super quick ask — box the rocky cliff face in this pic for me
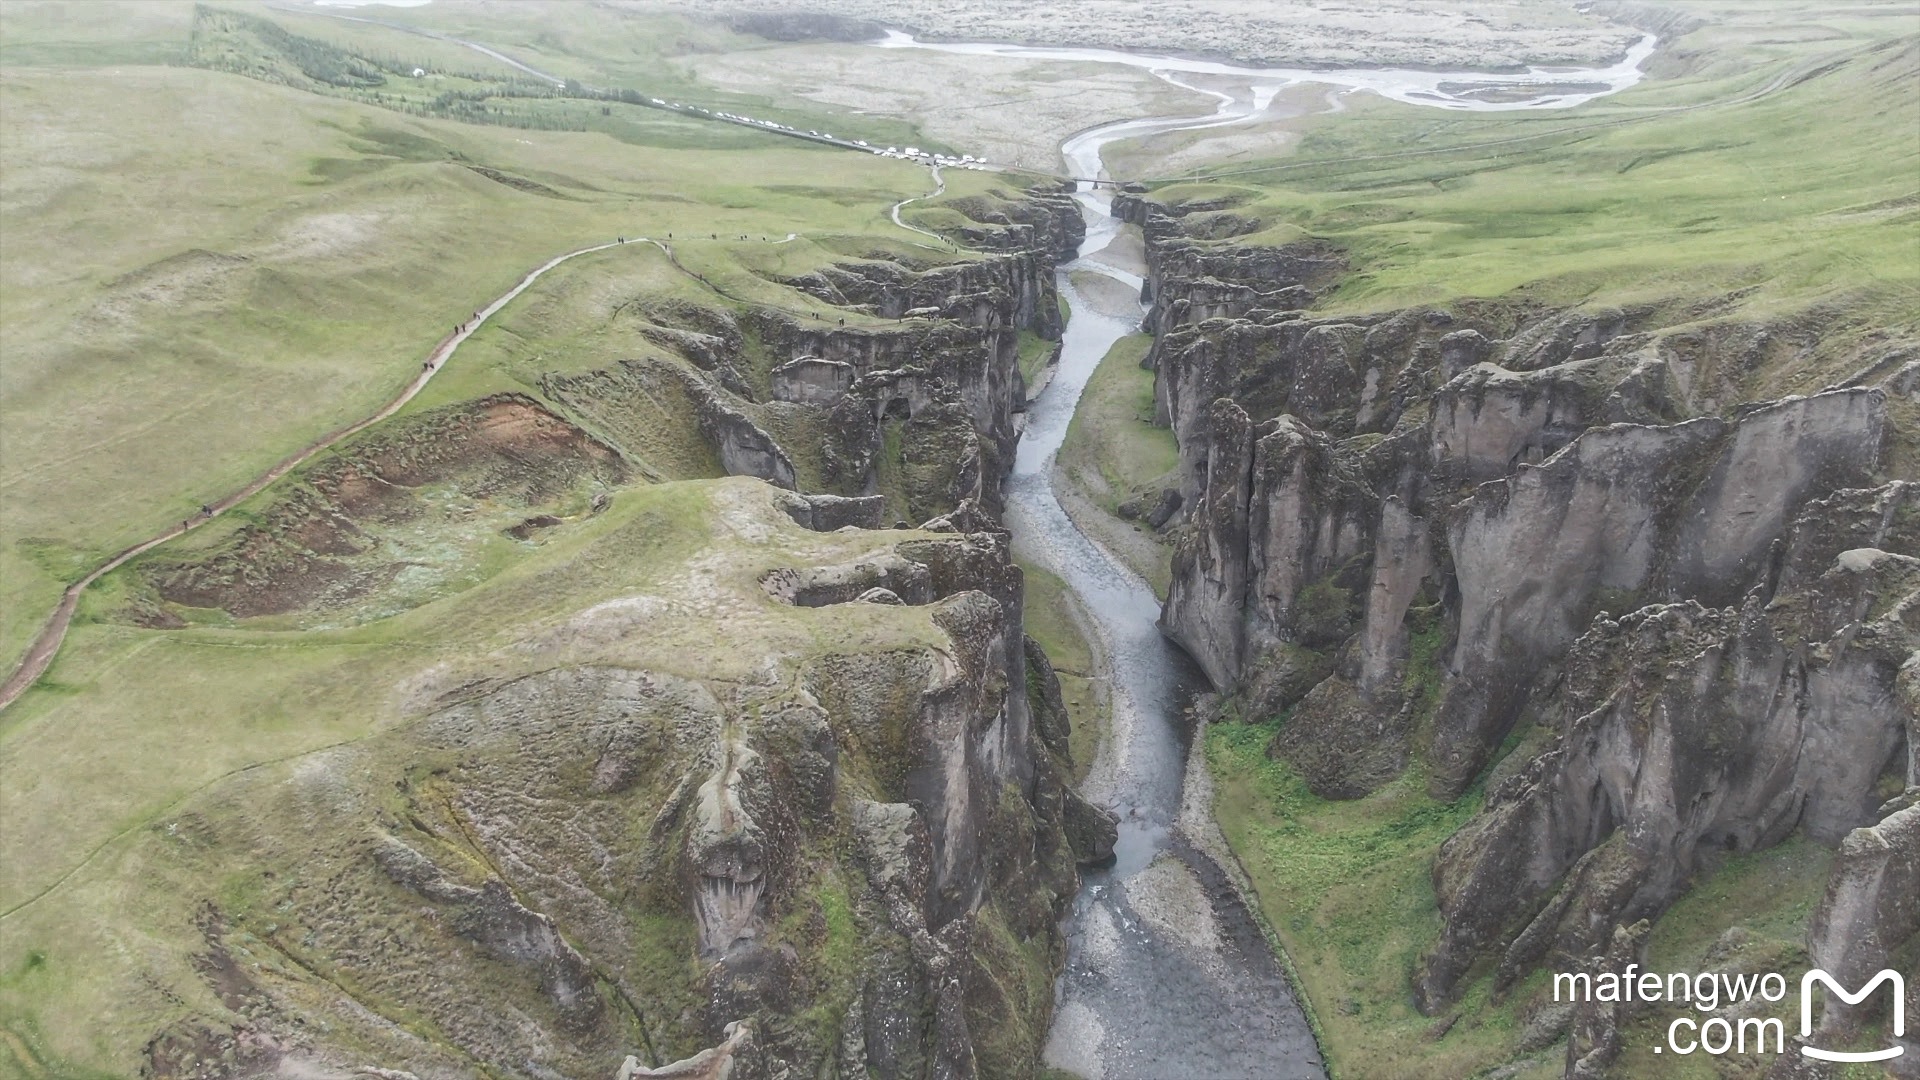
[537,187,1074,526]
[1417,488,1916,1010]
[1132,191,1917,1058]
[137,482,1115,1080]
[707,195,1069,519]
[933,181,1084,266]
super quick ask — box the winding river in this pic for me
[877,32,1658,1078]
[1007,99,1329,1080]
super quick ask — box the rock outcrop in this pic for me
[129,482,1113,1080]
[1563,920,1650,1080]
[1806,800,1920,1037]
[925,181,1084,265]
[117,179,1092,1075]
[1430,389,1886,798]
[1417,515,1916,1010]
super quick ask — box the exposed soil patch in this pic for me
[84,249,253,332]
[147,395,628,620]
[462,163,571,199]
[505,513,567,540]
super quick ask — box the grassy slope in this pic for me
[1183,9,1917,1078]
[1054,333,1179,596]
[1211,720,1861,1079]
[1057,334,1178,509]
[0,0,195,67]
[1017,329,1058,390]
[1210,721,1498,1079]
[0,4,977,672]
[1020,562,1103,785]
[0,7,1074,1069]
[0,0,1033,812]
[262,0,949,155]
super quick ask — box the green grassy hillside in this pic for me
[0,477,963,1074]
[0,3,993,673]
[1,7,1074,1069]
[1054,333,1179,594]
[1148,13,1918,349]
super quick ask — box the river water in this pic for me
[1004,195,1323,1075]
[876,30,1656,113]
[877,31,1658,1079]
[1004,112,1329,1080]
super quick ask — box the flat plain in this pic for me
[653,0,1641,68]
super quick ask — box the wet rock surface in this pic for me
[1046,836,1323,1080]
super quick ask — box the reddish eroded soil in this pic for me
[147,395,628,618]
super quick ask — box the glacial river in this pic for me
[878,32,1658,1078]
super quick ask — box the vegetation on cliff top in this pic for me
[1053,333,1181,597]
[1021,562,1104,784]
[1145,9,1917,356]
[0,477,964,1072]
[2,4,1091,1070]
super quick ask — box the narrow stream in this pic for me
[882,32,1661,1078]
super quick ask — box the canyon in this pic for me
[0,3,1914,1080]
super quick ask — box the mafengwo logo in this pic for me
[1800,969,1905,1064]
[1553,965,1906,1060]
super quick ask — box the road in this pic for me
[889,163,948,243]
[0,203,956,716]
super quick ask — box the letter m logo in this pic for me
[1801,969,1906,1063]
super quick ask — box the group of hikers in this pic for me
[427,309,487,370]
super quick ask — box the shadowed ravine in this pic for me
[1004,106,1328,1080]
[1008,263,1327,1077]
